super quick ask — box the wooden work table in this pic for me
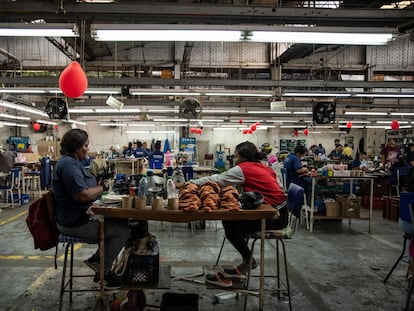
[89,204,277,310]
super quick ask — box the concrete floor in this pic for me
[0,196,411,311]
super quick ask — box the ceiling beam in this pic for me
[0,1,412,28]
[0,76,413,89]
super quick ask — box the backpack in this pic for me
[26,191,59,252]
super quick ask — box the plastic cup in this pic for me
[152,198,164,210]
[167,198,179,210]
[134,197,147,209]
[122,196,133,208]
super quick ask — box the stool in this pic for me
[58,234,100,311]
[214,183,303,311]
[383,232,413,311]
[23,172,41,197]
[215,230,292,311]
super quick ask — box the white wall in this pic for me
[0,123,386,161]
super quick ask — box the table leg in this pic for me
[98,216,105,308]
[310,178,316,232]
[369,178,373,233]
[259,218,265,310]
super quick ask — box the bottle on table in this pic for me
[138,174,147,198]
[146,170,156,206]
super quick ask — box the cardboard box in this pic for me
[335,194,361,218]
[325,201,341,217]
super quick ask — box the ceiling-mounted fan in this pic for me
[179,97,202,119]
[45,98,68,119]
[312,102,336,124]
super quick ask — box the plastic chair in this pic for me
[383,192,414,311]
[215,183,304,311]
[0,168,21,208]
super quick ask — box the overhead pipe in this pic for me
[0,48,23,77]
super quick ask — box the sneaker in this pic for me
[94,272,122,290]
[237,257,257,274]
[205,272,233,288]
[222,265,247,279]
[84,254,100,273]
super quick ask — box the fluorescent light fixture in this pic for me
[248,111,292,114]
[68,108,95,113]
[0,121,28,127]
[125,130,151,134]
[280,125,307,128]
[293,111,312,114]
[250,27,394,45]
[377,120,410,124]
[153,118,188,122]
[0,23,79,37]
[203,109,240,113]
[0,88,47,94]
[390,112,414,116]
[0,87,120,95]
[152,130,176,134]
[147,109,179,113]
[66,119,87,125]
[283,91,351,97]
[106,96,124,110]
[355,93,414,98]
[345,111,388,116]
[91,24,394,45]
[95,108,141,113]
[0,113,30,121]
[100,123,127,127]
[36,119,57,125]
[128,123,156,127]
[213,127,239,130]
[0,99,48,117]
[130,88,201,96]
[204,91,273,97]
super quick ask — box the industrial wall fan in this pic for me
[45,98,68,119]
[179,97,202,119]
[312,102,336,124]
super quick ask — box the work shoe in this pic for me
[222,265,247,279]
[237,257,257,274]
[94,271,122,290]
[84,253,100,273]
[205,272,233,288]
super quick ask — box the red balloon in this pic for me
[248,129,253,134]
[255,122,261,126]
[239,119,243,124]
[346,121,352,129]
[196,128,202,134]
[53,124,59,130]
[190,127,196,133]
[303,128,309,136]
[59,61,88,98]
[294,130,299,137]
[33,122,41,131]
[391,120,400,131]
[250,125,257,131]
[242,129,248,134]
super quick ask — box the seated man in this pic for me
[328,145,343,160]
[351,151,368,170]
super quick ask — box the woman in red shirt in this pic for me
[191,141,287,273]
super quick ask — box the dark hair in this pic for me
[60,129,88,155]
[154,140,162,151]
[137,141,143,148]
[235,141,261,162]
[294,145,307,155]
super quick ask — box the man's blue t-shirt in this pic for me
[283,153,303,187]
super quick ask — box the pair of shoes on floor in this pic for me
[94,271,122,290]
[84,253,100,273]
[205,271,233,288]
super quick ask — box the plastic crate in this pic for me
[21,193,30,205]
[160,292,199,311]
[121,254,159,286]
